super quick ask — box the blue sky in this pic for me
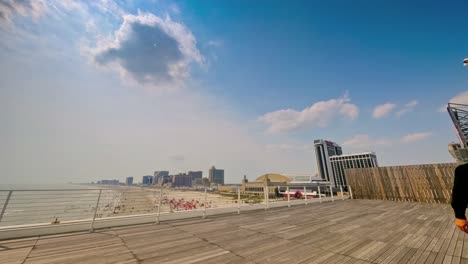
[1,0,468,184]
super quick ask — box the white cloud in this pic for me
[372,103,396,119]
[439,91,468,112]
[449,91,468,104]
[91,0,125,18]
[168,3,180,15]
[91,11,204,91]
[401,132,433,143]
[259,95,359,133]
[0,0,47,27]
[342,134,391,149]
[396,100,418,117]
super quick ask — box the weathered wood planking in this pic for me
[0,200,465,264]
[345,163,458,204]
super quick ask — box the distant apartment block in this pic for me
[314,139,343,186]
[209,166,224,185]
[330,152,378,186]
[97,179,119,185]
[153,171,169,185]
[188,171,203,180]
[126,177,133,185]
[142,175,153,185]
[172,173,192,187]
[188,171,202,185]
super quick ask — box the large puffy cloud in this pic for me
[0,0,46,26]
[259,95,359,133]
[93,12,203,90]
[372,103,396,119]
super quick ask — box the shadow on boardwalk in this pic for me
[0,200,465,264]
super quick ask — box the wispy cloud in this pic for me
[259,94,359,133]
[91,11,204,91]
[342,134,391,149]
[0,0,47,27]
[91,0,125,19]
[265,143,312,152]
[207,40,223,47]
[396,100,418,117]
[401,132,433,143]
[372,103,396,119]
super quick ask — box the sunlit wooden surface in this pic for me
[1,199,465,264]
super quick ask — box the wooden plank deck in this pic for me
[0,200,465,264]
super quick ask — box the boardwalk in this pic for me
[1,200,466,264]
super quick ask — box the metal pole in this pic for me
[340,186,344,200]
[237,187,241,215]
[0,191,13,223]
[264,186,267,211]
[266,185,269,209]
[304,186,308,205]
[156,187,163,224]
[329,185,334,202]
[90,189,102,232]
[318,185,322,203]
[203,188,207,219]
[287,186,290,207]
[349,185,354,200]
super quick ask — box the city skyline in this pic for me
[1,1,468,185]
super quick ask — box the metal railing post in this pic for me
[318,185,322,203]
[340,185,344,200]
[156,187,163,224]
[329,185,334,202]
[264,186,267,211]
[304,186,308,205]
[349,185,354,200]
[90,189,102,232]
[287,186,291,207]
[266,185,269,210]
[237,187,241,215]
[0,191,13,223]
[203,188,207,219]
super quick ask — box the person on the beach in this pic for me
[452,163,468,233]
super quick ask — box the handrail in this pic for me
[0,189,104,192]
[0,185,352,240]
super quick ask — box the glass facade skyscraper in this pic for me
[209,166,224,185]
[314,139,342,186]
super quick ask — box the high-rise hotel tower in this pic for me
[314,139,342,186]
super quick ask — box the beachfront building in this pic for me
[142,175,153,185]
[188,171,203,185]
[209,166,224,185]
[314,139,343,186]
[153,171,169,185]
[330,152,378,187]
[126,177,133,185]
[97,179,120,185]
[172,173,192,187]
[241,173,328,197]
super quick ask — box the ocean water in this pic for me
[0,185,236,227]
[0,183,94,190]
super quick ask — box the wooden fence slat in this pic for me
[345,163,458,204]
